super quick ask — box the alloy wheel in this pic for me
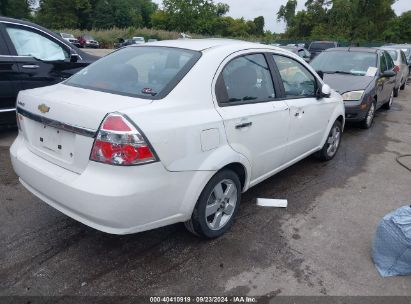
[205,179,238,231]
[326,125,341,157]
[389,91,394,107]
[366,103,375,127]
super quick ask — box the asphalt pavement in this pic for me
[1,83,411,296]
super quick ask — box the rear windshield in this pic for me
[66,46,201,99]
[309,42,335,51]
[311,51,378,76]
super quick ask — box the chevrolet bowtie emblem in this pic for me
[38,104,50,114]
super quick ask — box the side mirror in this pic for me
[382,70,396,78]
[317,84,331,99]
[70,53,79,63]
[316,70,324,80]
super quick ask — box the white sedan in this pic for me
[10,39,345,238]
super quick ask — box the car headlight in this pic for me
[342,90,364,101]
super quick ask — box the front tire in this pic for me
[361,101,376,129]
[317,120,342,161]
[393,87,399,97]
[185,170,241,239]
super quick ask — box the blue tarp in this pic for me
[372,205,411,277]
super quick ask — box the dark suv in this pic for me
[308,41,339,60]
[0,17,98,126]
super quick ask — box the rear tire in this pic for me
[317,120,342,161]
[185,170,241,239]
[393,87,399,97]
[400,81,406,90]
[382,90,394,110]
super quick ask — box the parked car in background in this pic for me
[308,41,339,60]
[11,39,344,238]
[311,47,396,129]
[0,16,98,126]
[379,47,409,96]
[383,44,411,72]
[57,32,80,48]
[78,34,99,48]
[132,36,145,44]
[280,45,311,62]
[115,38,137,48]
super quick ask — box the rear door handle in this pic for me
[235,122,253,129]
[22,65,40,69]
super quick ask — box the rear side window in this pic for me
[273,55,316,98]
[0,30,9,55]
[384,52,394,70]
[66,46,201,99]
[401,51,407,64]
[380,54,387,72]
[217,54,276,104]
[386,50,398,61]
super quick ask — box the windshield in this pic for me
[66,46,201,99]
[311,51,377,76]
[309,42,335,51]
[84,35,94,40]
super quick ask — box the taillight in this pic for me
[16,112,22,131]
[394,65,400,73]
[90,113,157,166]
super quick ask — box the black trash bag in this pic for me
[372,205,411,277]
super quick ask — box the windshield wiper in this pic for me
[322,71,353,75]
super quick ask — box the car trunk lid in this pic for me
[17,84,152,174]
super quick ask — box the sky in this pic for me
[153,0,411,33]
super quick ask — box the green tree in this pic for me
[279,0,398,42]
[253,16,265,36]
[0,0,34,19]
[36,0,92,29]
[92,0,157,29]
[153,0,229,35]
[277,0,297,29]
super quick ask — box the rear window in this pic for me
[66,46,201,99]
[311,51,377,76]
[309,42,335,51]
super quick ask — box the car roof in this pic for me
[139,38,269,52]
[324,47,379,53]
[379,46,401,52]
[310,41,337,44]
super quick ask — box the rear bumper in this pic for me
[10,134,213,234]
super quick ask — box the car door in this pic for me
[272,54,335,163]
[2,22,84,91]
[0,22,20,116]
[376,52,391,107]
[400,51,409,82]
[214,52,290,183]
